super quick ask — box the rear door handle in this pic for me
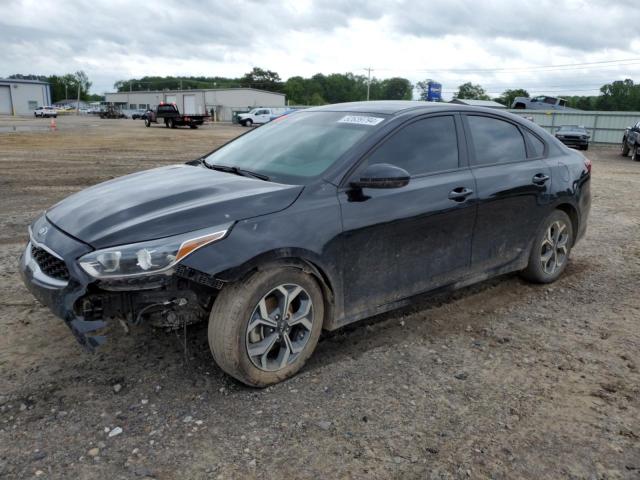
[448,187,474,202]
[532,173,550,185]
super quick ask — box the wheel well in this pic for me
[556,204,579,245]
[229,256,336,329]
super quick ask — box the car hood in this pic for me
[46,164,303,249]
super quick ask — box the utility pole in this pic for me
[364,67,373,101]
[76,81,81,115]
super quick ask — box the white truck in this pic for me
[238,107,288,127]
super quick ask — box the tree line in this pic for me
[452,80,640,111]
[8,68,640,111]
[114,67,414,104]
[8,71,99,103]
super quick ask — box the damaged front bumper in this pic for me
[19,226,107,350]
[20,216,221,351]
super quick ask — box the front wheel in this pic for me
[521,210,573,284]
[208,267,324,387]
[244,119,253,127]
[632,145,640,162]
[145,118,151,127]
[622,139,630,156]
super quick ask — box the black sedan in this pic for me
[555,125,591,150]
[20,101,591,386]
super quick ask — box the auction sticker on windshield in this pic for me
[337,115,385,126]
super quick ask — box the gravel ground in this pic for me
[0,115,639,479]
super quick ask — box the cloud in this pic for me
[0,0,638,96]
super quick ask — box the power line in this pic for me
[374,58,640,74]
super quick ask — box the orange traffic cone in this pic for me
[50,117,57,130]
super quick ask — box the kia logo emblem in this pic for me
[38,226,48,237]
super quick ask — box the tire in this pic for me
[622,139,630,156]
[244,119,253,127]
[145,118,151,128]
[169,118,176,129]
[521,210,573,284]
[633,145,640,162]
[582,144,588,151]
[208,266,324,387]
[189,124,197,129]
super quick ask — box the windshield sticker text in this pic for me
[337,115,384,126]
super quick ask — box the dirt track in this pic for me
[0,115,639,479]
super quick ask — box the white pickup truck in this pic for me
[238,107,287,127]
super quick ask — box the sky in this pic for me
[2,0,640,100]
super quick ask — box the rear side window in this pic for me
[523,129,545,157]
[467,116,526,165]
[367,116,459,176]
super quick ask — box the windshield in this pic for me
[558,125,583,131]
[204,111,386,184]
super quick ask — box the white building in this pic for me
[105,88,286,122]
[0,78,52,115]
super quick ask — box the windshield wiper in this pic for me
[205,163,270,181]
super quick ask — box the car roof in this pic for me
[307,100,521,118]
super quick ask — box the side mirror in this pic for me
[350,163,410,189]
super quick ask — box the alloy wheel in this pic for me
[540,220,569,275]
[245,284,314,371]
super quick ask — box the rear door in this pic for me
[338,114,477,317]
[462,114,552,272]
[0,86,11,114]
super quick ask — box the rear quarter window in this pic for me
[523,129,546,158]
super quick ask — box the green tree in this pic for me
[379,77,413,100]
[495,88,529,107]
[597,79,640,111]
[455,82,490,100]
[240,67,283,92]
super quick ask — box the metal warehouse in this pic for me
[105,88,286,122]
[0,78,52,115]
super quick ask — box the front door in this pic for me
[338,114,477,319]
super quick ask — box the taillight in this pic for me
[584,157,592,174]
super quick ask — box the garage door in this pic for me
[183,95,196,114]
[0,86,11,114]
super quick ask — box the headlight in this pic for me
[78,223,232,279]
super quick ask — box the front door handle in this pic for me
[532,173,550,185]
[448,187,474,202]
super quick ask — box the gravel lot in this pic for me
[0,115,639,479]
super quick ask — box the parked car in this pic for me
[20,101,591,387]
[238,107,288,126]
[34,106,57,118]
[131,110,147,120]
[621,120,640,161]
[555,125,590,150]
[145,103,207,129]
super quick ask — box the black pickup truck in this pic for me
[144,103,208,129]
[621,120,640,161]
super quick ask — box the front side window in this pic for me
[205,111,385,184]
[467,116,526,166]
[366,116,459,176]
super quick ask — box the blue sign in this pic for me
[427,82,442,102]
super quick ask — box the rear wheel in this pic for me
[633,145,640,162]
[169,118,176,129]
[208,267,324,387]
[521,210,573,284]
[145,118,151,127]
